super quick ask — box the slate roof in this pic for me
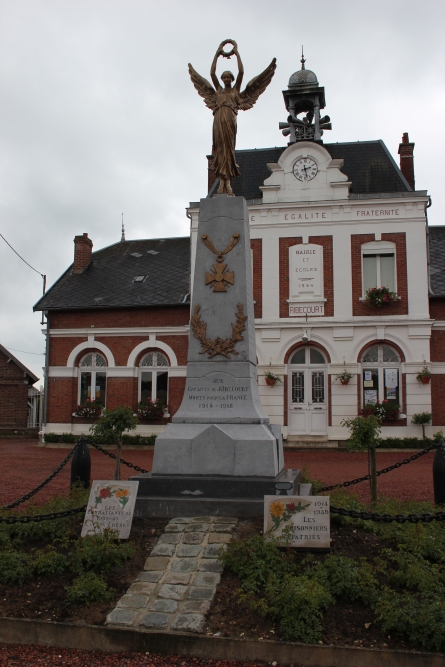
[429,226,445,297]
[0,344,39,384]
[34,237,190,311]
[224,140,411,200]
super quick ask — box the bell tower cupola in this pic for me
[279,49,332,144]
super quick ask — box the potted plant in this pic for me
[136,399,166,421]
[336,370,353,385]
[264,371,282,387]
[365,286,398,308]
[73,399,103,419]
[411,412,432,439]
[416,365,431,384]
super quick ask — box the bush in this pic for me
[44,432,157,446]
[65,572,115,606]
[0,550,32,584]
[71,530,134,576]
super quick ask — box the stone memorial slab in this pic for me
[81,480,139,539]
[264,496,330,549]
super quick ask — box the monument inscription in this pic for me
[264,495,330,549]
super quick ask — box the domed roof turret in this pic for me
[288,68,318,86]
[288,51,318,88]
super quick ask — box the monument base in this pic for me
[130,469,307,518]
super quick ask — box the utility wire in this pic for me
[5,347,44,356]
[0,233,45,277]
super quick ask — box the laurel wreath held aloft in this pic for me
[191,303,247,358]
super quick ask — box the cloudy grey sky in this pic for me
[1,0,444,380]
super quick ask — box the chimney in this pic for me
[207,154,217,193]
[398,132,415,190]
[73,233,93,274]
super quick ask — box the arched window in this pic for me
[79,352,107,405]
[361,344,401,408]
[139,352,169,405]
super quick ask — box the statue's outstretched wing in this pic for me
[239,58,277,111]
[188,64,217,111]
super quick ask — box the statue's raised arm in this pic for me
[188,40,276,196]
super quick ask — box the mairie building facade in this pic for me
[34,62,445,444]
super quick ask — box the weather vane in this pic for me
[189,39,276,196]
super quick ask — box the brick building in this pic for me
[0,344,39,428]
[34,61,445,443]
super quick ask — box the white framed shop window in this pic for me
[139,352,169,404]
[361,241,396,294]
[78,352,107,405]
[361,344,401,408]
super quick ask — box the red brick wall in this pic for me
[106,377,135,411]
[47,377,76,424]
[49,338,91,367]
[431,375,445,426]
[157,336,188,366]
[279,237,333,318]
[0,351,30,427]
[430,299,445,320]
[351,233,408,316]
[251,239,262,318]
[431,330,445,363]
[73,234,93,273]
[48,307,190,330]
[169,377,186,418]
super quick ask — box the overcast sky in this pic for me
[1,0,444,381]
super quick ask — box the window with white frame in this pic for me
[361,344,401,408]
[362,241,396,294]
[139,352,169,405]
[79,352,107,405]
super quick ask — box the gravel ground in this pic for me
[0,645,278,667]
[0,439,435,507]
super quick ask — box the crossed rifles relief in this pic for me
[201,232,240,292]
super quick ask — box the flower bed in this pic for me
[136,399,165,421]
[365,286,398,308]
[73,400,102,419]
[361,400,401,421]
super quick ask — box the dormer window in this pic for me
[362,241,396,295]
[133,275,147,283]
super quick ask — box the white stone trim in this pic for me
[127,337,178,368]
[66,340,115,367]
[49,327,189,337]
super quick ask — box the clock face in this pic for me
[293,157,318,182]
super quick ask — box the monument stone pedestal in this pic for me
[132,196,301,517]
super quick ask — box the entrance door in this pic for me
[288,347,327,436]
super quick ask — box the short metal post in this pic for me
[433,440,445,505]
[70,435,91,490]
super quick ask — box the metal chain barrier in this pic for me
[2,440,82,510]
[86,437,149,474]
[0,505,87,524]
[319,442,441,493]
[330,506,445,523]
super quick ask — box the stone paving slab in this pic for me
[106,516,237,634]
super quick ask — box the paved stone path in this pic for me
[106,516,237,634]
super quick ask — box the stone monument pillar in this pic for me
[134,195,300,516]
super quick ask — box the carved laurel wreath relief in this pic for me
[191,303,247,358]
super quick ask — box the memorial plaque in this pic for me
[264,495,330,549]
[81,480,139,539]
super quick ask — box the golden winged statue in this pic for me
[189,40,276,196]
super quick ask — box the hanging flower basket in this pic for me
[365,286,398,308]
[264,372,282,387]
[416,365,431,384]
[336,371,353,385]
[136,399,166,421]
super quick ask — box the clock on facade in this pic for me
[293,157,318,181]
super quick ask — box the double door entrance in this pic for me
[288,346,327,436]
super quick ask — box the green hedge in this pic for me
[44,432,157,446]
[378,437,435,449]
